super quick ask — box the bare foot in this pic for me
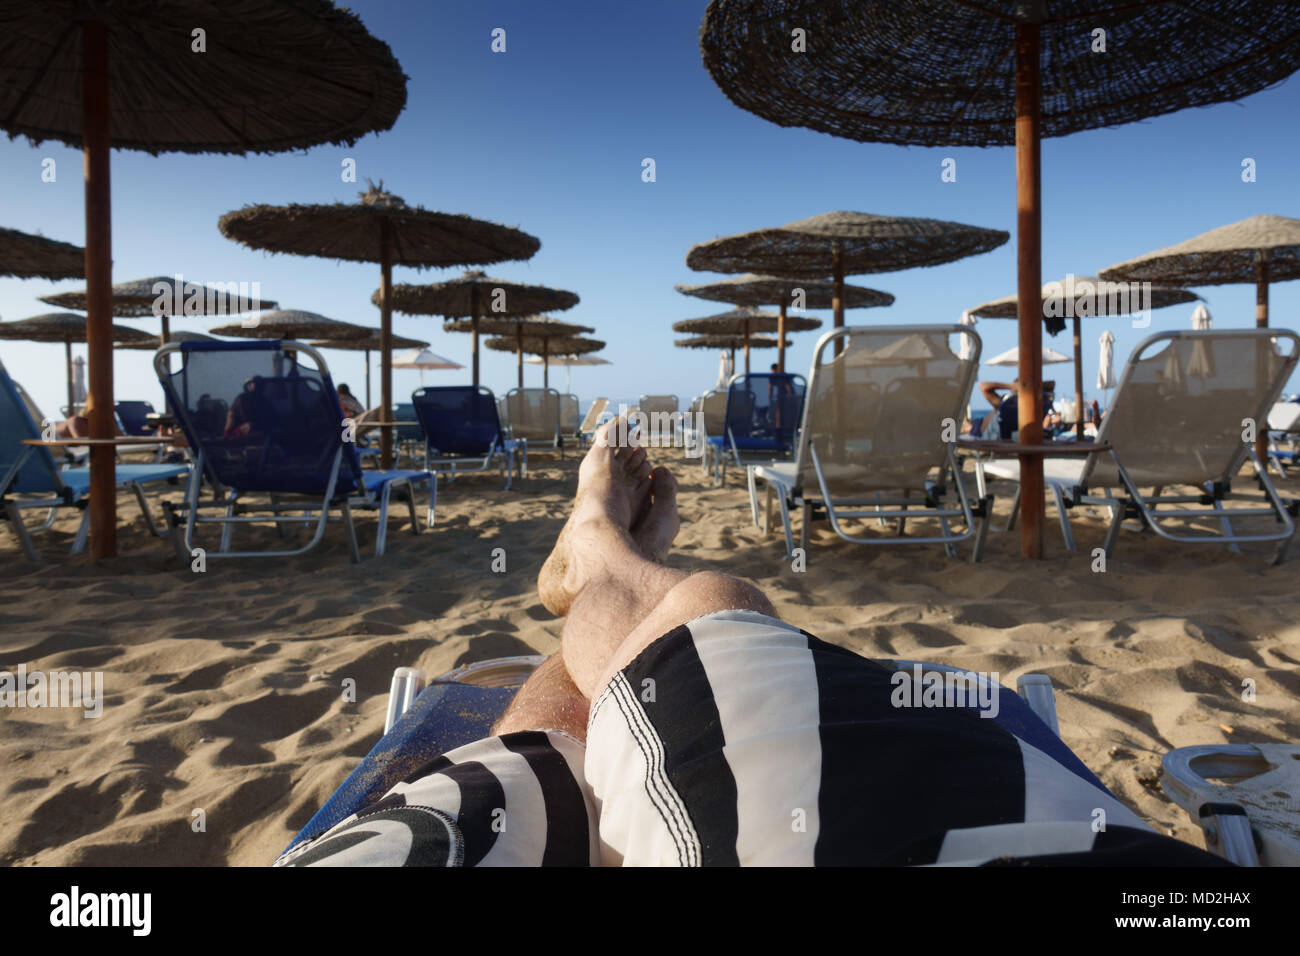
[631,466,680,563]
[538,419,652,617]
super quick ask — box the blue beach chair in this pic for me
[411,385,522,489]
[154,340,435,562]
[706,372,806,486]
[0,358,188,561]
[114,400,157,436]
[277,656,1093,863]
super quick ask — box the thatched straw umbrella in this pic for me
[1100,214,1300,465]
[0,313,152,412]
[378,271,579,387]
[675,273,892,372]
[0,0,407,559]
[686,213,1004,339]
[219,184,539,467]
[675,333,792,370]
[115,330,221,349]
[674,307,821,374]
[42,275,276,345]
[209,309,372,341]
[484,333,603,389]
[446,315,593,389]
[699,0,1300,559]
[970,275,1200,438]
[1,227,85,279]
[309,330,430,407]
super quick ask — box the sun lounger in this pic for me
[278,656,1073,862]
[576,397,610,447]
[1162,743,1300,866]
[971,329,1300,562]
[1,358,188,561]
[706,373,805,486]
[504,387,563,463]
[638,394,679,447]
[560,393,581,442]
[114,400,157,436]
[749,325,991,560]
[410,385,522,489]
[154,340,434,562]
[1266,401,1300,477]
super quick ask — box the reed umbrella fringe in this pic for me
[310,331,429,408]
[485,333,603,388]
[0,313,153,412]
[208,309,372,340]
[0,0,408,155]
[41,276,277,318]
[0,227,85,279]
[675,273,893,309]
[381,270,579,387]
[699,1,1300,148]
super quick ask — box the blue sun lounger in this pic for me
[154,340,435,562]
[411,385,522,489]
[706,372,806,486]
[0,357,188,561]
[277,657,1094,862]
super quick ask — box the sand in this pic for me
[2,448,1298,866]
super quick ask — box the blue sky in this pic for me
[2,0,1298,416]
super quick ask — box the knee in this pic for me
[666,571,776,621]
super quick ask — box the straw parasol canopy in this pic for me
[698,0,1300,559]
[0,0,409,559]
[310,329,427,407]
[447,315,594,388]
[686,211,1006,373]
[219,183,540,467]
[209,309,372,341]
[485,334,604,389]
[970,274,1200,437]
[0,226,84,279]
[1099,214,1300,464]
[378,270,580,387]
[674,307,820,375]
[115,330,221,349]
[676,334,792,365]
[526,352,610,394]
[675,272,892,371]
[0,313,153,411]
[41,275,277,344]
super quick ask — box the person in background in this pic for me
[337,383,364,419]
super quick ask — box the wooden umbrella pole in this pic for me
[832,243,845,357]
[364,348,371,408]
[83,18,116,559]
[516,324,523,388]
[1255,255,1270,467]
[778,300,788,373]
[160,314,170,345]
[1015,20,1045,560]
[743,319,751,374]
[65,339,75,414]
[379,220,394,469]
[543,337,550,389]
[1072,314,1084,440]
[470,286,481,387]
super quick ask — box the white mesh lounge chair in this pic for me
[576,397,610,448]
[748,324,992,561]
[504,387,563,465]
[971,330,1300,563]
[1162,743,1300,866]
[638,394,679,448]
[560,393,581,443]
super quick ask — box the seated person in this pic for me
[337,383,365,419]
[278,420,1228,868]
[223,378,276,440]
[971,380,1057,439]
